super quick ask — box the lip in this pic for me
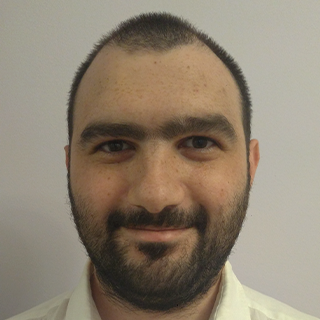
[123,226,190,242]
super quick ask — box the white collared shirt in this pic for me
[7,262,319,320]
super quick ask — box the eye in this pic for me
[182,136,217,149]
[99,140,132,153]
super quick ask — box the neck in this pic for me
[90,266,223,320]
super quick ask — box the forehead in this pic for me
[73,44,243,138]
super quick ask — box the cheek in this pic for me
[188,161,247,213]
[70,161,128,214]
[190,173,228,209]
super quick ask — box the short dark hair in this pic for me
[68,12,252,146]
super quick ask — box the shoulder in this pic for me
[6,291,72,320]
[243,285,319,320]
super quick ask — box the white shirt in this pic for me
[7,262,319,320]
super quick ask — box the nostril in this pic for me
[127,179,185,214]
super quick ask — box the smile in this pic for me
[123,226,191,242]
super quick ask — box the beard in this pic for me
[68,174,250,312]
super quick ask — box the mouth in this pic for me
[123,226,191,242]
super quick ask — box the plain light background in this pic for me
[1,1,319,319]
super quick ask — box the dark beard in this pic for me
[68,176,250,312]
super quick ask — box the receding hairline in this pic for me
[75,40,240,97]
[73,41,242,124]
[100,37,207,56]
[106,31,201,54]
[68,12,252,146]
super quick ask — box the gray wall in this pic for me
[1,1,319,319]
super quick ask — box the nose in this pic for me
[127,153,186,214]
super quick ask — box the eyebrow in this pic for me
[78,114,237,147]
[80,122,146,146]
[160,115,237,141]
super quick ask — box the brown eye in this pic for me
[183,137,216,149]
[192,137,208,148]
[100,140,131,152]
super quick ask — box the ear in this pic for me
[248,139,260,186]
[64,145,70,170]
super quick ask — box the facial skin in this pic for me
[65,43,259,318]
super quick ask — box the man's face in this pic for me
[66,44,259,311]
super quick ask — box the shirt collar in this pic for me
[209,261,251,320]
[65,261,101,320]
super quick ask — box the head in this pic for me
[65,13,259,312]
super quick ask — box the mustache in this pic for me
[107,206,208,234]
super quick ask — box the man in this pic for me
[8,12,318,320]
